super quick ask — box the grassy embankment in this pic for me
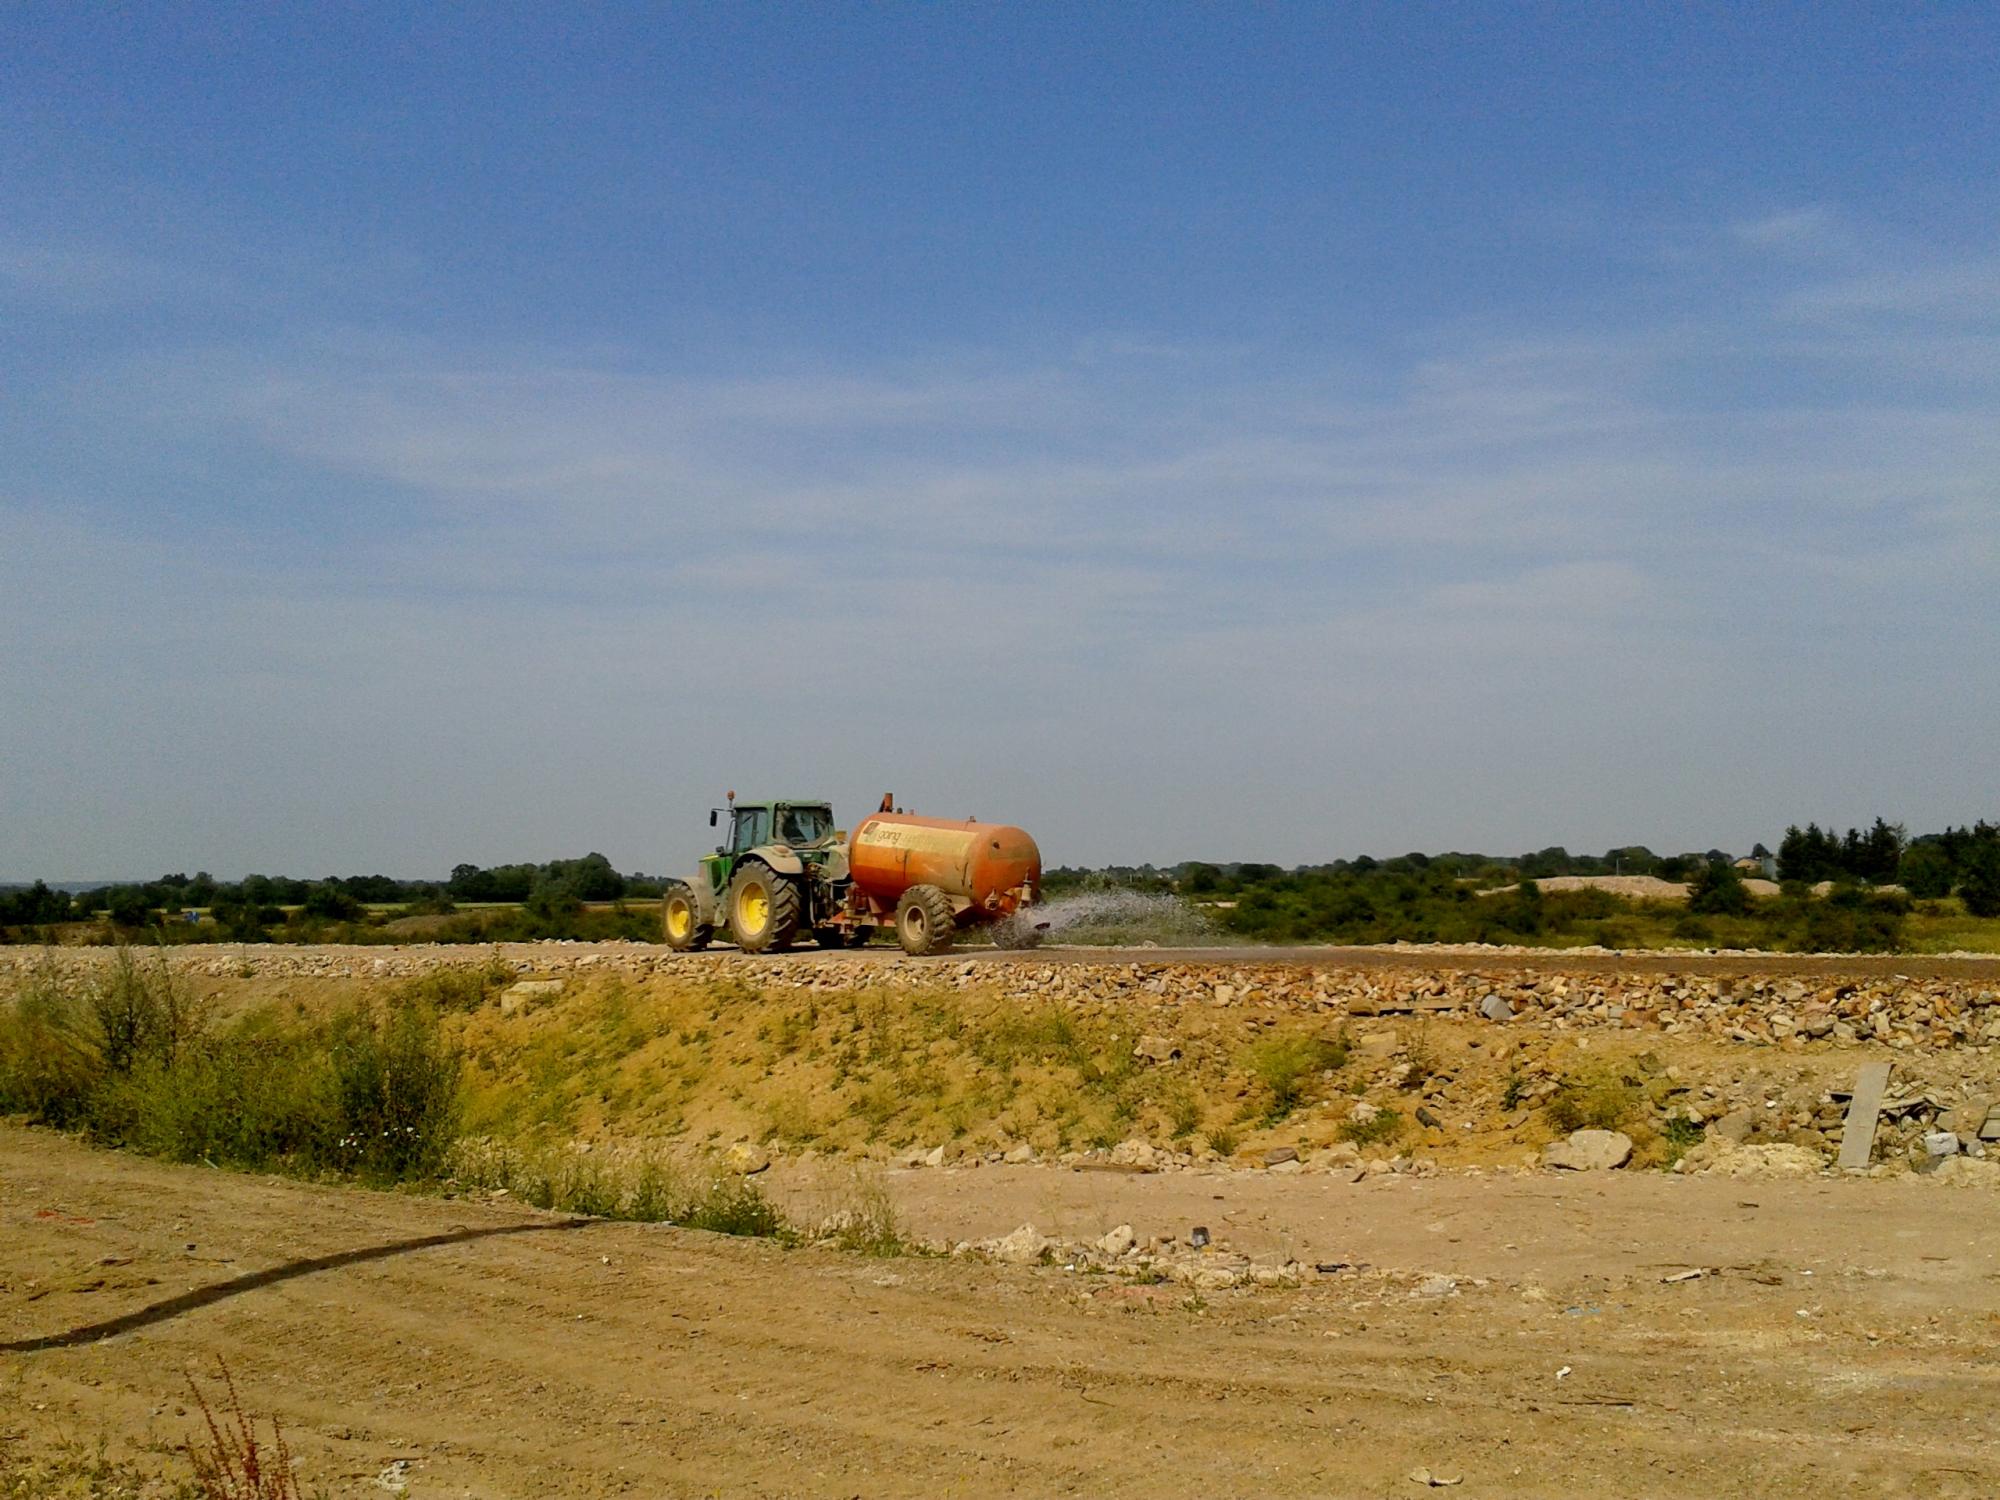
[0,951,893,1248]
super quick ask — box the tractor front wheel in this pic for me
[729,862,801,953]
[895,885,957,956]
[662,882,712,951]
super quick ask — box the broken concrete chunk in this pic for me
[1542,1129,1634,1171]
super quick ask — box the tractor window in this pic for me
[730,807,771,852]
[778,807,831,845]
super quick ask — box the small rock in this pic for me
[1002,1142,1037,1164]
[1480,994,1513,1021]
[1542,1129,1634,1172]
[923,1144,947,1168]
[499,979,564,1015]
[1713,1108,1758,1144]
[1263,1145,1299,1166]
[1407,1466,1463,1487]
[1413,1274,1458,1299]
[1133,1034,1181,1063]
[1097,1224,1137,1256]
[723,1142,771,1176]
[990,1224,1052,1265]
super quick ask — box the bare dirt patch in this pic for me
[6,1125,2000,1497]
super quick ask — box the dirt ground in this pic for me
[8,1124,2000,1499]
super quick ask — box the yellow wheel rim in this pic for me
[667,904,690,940]
[739,885,769,932]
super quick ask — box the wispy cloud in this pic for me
[5,203,1997,871]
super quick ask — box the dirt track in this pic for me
[8,1125,2000,1498]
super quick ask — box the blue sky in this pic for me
[3,4,1996,878]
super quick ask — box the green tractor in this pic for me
[660,796,866,954]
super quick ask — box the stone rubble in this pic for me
[6,946,1993,1054]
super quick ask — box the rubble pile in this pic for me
[6,946,1996,1054]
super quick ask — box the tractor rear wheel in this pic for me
[729,862,801,952]
[662,882,712,951]
[895,884,957,956]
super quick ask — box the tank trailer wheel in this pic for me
[661,882,712,951]
[728,862,801,953]
[895,884,957,956]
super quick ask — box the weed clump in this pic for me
[1338,1107,1403,1147]
[449,1142,790,1239]
[184,1359,306,1500]
[1242,1031,1348,1123]
[1543,1068,1642,1135]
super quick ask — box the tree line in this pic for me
[0,854,668,940]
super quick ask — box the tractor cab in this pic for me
[712,799,836,855]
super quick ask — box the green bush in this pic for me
[1688,862,1752,916]
[0,951,462,1185]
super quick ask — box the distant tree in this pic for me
[1962,844,2000,920]
[1750,842,1771,860]
[1857,819,1905,883]
[1518,847,1570,879]
[1898,841,1954,901]
[525,872,583,921]
[301,883,364,922]
[1605,846,1660,876]
[1181,862,1221,895]
[1778,824,1841,884]
[104,886,154,929]
[1688,861,1752,916]
[1498,879,1545,936]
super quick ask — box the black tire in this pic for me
[991,912,1044,950]
[728,861,800,953]
[662,882,712,951]
[895,884,957,956]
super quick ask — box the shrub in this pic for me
[396,955,511,1013]
[1794,899,1906,953]
[1337,1107,1403,1146]
[1962,853,2000,919]
[0,961,101,1125]
[1688,862,1752,916]
[1544,1069,1640,1134]
[1243,1032,1348,1122]
[0,954,462,1186]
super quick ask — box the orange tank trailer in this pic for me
[846,812,1042,923]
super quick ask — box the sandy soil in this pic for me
[7,1125,2000,1498]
